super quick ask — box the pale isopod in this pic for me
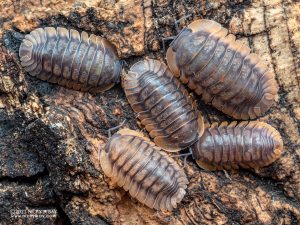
[100,129,189,211]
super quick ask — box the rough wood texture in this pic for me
[0,0,299,225]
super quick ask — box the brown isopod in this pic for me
[19,27,121,94]
[166,19,278,120]
[100,128,188,211]
[123,58,204,152]
[190,121,283,170]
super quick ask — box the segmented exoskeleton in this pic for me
[100,129,189,211]
[191,121,283,170]
[167,19,278,120]
[123,59,204,152]
[19,27,121,93]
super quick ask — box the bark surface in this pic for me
[0,0,299,224]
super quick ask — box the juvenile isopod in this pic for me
[123,58,204,152]
[166,19,278,120]
[19,27,121,94]
[100,128,189,211]
[190,121,283,170]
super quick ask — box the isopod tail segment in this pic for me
[97,119,126,162]
[190,121,284,171]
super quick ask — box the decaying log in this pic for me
[0,0,299,224]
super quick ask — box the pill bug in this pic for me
[191,121,283,170]
[166,19,278,120]
[123,58,204,152]
[19,27,121,94]
[100,128,188,211]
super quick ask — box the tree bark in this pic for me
[0,0,299,224]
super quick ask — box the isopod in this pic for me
[123,58,204,152]
[166,19,278,120]
[19,27,121,94]
[191,121,283,170]
[100,129,188,211]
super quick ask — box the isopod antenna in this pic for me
[107,119,127,138]
[97,119,127,162]
[162,14,192,52]
[171,147,193,168]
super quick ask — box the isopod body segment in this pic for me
[19,27,121,94]
[191,121,284,170]
[166,19,278,120]
[123,58,204,152]
[100,129,188,211]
